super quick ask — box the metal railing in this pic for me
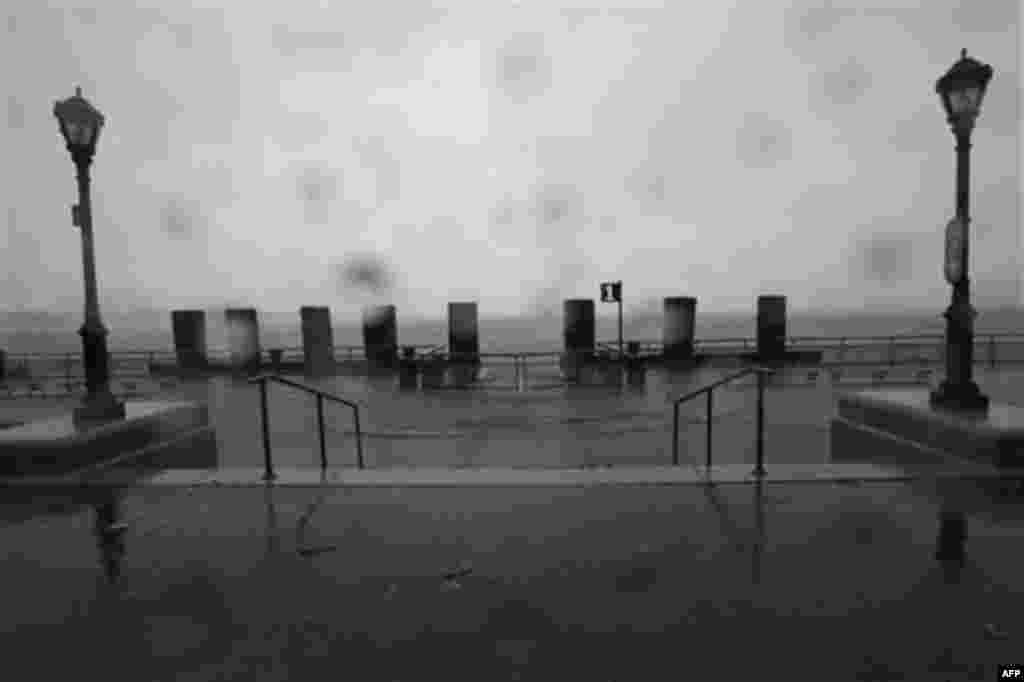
[248,374,364,481]
[671,366,775,476]
[3,333,1023,389]
[595,333,1024,368]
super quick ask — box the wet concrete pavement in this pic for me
[2,365,1022,472]
[2,480,1023,680]
[2,364,1024,678]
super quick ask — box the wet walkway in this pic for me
[3,366,1024,678]
[4,365,1021,471]
[2,477,1023,680]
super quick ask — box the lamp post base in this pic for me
[929,379,989,413]
[73,391,126,427]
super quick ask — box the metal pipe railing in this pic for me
[755,370,766,476]
[672,366,774,477]
[259,377,273,481]
[705,390,713,469]
[249,373,365,479]
[316,394,327,470]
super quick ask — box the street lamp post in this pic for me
[929,50,993,413]
[54,87,126,425]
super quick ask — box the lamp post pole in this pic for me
[55,87,125,425]
[930,50,991,413]
[75,148,120,413]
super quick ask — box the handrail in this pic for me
[247,373,364,480]
[671,366,774,478]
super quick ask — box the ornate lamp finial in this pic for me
[961,48,967,59]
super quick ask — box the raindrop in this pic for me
[735,114,793,169]
[160,198,194,239]
[495,33,552,100]
[819,59,872,108]
[858,234,916,285]
[334,254,394,295]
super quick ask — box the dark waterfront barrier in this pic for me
[663,297,697,362]
[362,305,398,372]
[171,310,207,370]
[300,306,336,378]
[756,295,787,364]
[3,334,1023,396]
[224,308,261,374]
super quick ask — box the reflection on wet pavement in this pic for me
[1,479,1023,678]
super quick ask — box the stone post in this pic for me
[561,299,595,382]
[756,295,787,365]
[225,308,261,374]
[171,310,208,371]
[362,305,398,372]
[300,306,336,378]
[663,297,697,363]
[448,302,480,387]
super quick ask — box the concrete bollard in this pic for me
[448,302,480,387]
[602,357,624,388]
[421,355,446,389]
[171,310,208,371]
[663,297,696,363]
[626,341,645,387]
[398,346,419,390]
[362,305,398,372]
[268,348,284,373]
[561,299,595,382]
[300,306,336,378]
[225,308,261,375]
[756,295,787,365]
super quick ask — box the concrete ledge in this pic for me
[836,390,1024,468]
[7,463,1024,489]
[86,425,218,474]
[0,401,215,477]
[829,415,981,469]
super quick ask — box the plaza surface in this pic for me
[2,363,1024,679]
[3,474,1024,680]
[2,363,1022,471]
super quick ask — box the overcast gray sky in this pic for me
[2,0,1020,318]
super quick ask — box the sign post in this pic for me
[601,280,623,359]
[944,217,965,286]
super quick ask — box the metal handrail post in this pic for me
[706,389,713,469]
[259,378,275,481]
[354,407,364,470]
[316,393,327,470]
[753,370,766,477]
[672,403,679,466]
